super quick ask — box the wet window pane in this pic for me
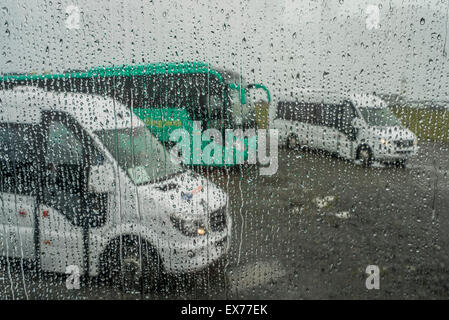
[0,0,448,302]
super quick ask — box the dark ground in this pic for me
[1,141,448,299]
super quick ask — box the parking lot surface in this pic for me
[1,141,448,299]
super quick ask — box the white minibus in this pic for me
[0,86,231,291]
[273,91,418,167]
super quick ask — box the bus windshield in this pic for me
[95,126,185,185]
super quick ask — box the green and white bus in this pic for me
[1,62,271,167]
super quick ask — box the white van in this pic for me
[0,86,231,291]
[272,91,418,166]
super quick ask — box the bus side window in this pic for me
[297,102,306,123]
[337,102,356,134]
[314,103,324,126]
[275,102,283,120]
[322,104,338,128]
[282,102,298,121]
[304,102,315,125]
[283,102,293,121]
[321,104,329,127]
[276,101,287,121]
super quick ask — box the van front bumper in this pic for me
[159,217,232,274]
[374,146,419,161]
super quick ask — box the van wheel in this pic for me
[357,146,373,167]
[104,236,161,294]
[287,135,299,150]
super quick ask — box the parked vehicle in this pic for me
[0,86,231,291]
[272,91,418,166]
[0,62,272,167]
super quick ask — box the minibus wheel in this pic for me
[357,145,373,167]
[287,135,299,150]
[102,236,162,294]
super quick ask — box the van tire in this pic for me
[287,135,299,150]
[102,236,162,294]
[357,145,373,167]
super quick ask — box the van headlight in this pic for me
[170,214,207,237]
[380,138,391,147]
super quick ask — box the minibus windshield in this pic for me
[95,126,185,185]
[359,107,402,127]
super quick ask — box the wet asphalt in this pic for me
[1,141,448,299]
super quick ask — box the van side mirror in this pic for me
[88,162,115,194]
[351,117,364,128]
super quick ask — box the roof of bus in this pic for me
[276,89,386,108]
[0,86,141,132]
[0,61,226,82]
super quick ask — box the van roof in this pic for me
[277,89,387,108]
[0,86,142,132]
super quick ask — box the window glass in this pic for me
[1,0,448,302]
[0,124,39,195]
[280,102,292,120]
[47,121,83,165]
[321,104,337,128]
[302,102,315,124]
[95,126,185,185]
[314,103,323,126]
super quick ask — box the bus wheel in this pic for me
[357,146,373,167]
[106,236,161,294]
[287,135,299,150]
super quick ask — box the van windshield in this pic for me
[359,107,401,127]
[95,126,185,185]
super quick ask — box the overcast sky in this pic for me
[1,0,449,101]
